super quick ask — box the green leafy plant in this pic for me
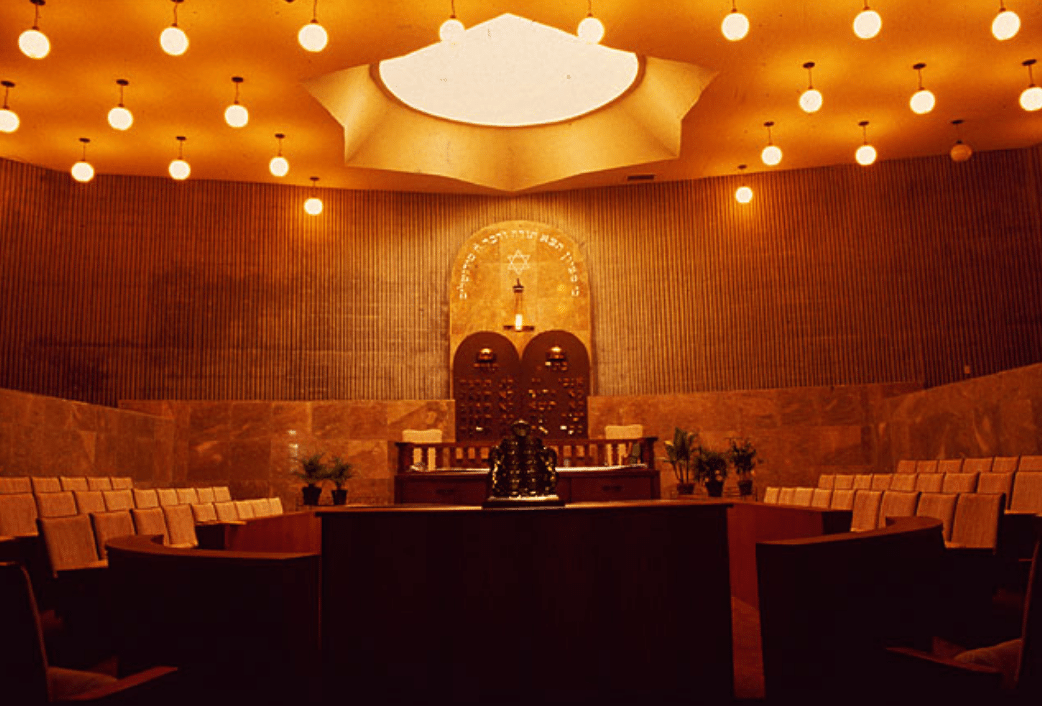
[292,452,328,487]
[327,456,356,489]
[662,427,699,485]
[693,446,729,484]
[728,437,758,479]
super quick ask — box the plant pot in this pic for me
[676,482,695,496]
[705,479,725,498]
[737,479,754,497]
[301,485,322,506]
[331,488,348,506]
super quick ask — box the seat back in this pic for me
[792,488,814,506]
[132,488,159,508]
[196,487,216,504]
[778,488,796,505]
[131,507,169,544]
[90,510,135,560]
[59,476,89,491]
[35,490,77,518]
[916,492,958,542]
[830,489,856,511]
[853,474,873,490]
[850,490,884,532]
[103,489,134,512]
[157,488,180,506]
[162,505,198,548]
[889,473,917,492]
[0,493,39,537]
[833,474,855,490]
[234,500,256,520]
[942,472,979,494]
[950,493,1004,550]
[268,497,284,515]
[0,562,50,705]
[30,477,61,494]
[992,456,1021,473]
[1020,456,1042,472]
[938,459,964,474]
[110,477,133,490]
[870,474,892,491]
[1011,472,1042,515]
[915,473,944,493]
[763,487,780,504]
[977,472,1015,509]
[176,488,199,505]
[213,487,232,503]
[73,490,106,516]
[962,457,993,474]
[810,488,832,509]
[878,490,921,528]
[916,460,940,474]
[37,515,101,573]
[817,474,835,490]
[191,502,218,524]
[0,477,32,494]
[402,428,444,470]
[604,424,644,466]
[895,460,917,474]
[214,501,239,522]
[250,498,271,517]
[86,477,112,491]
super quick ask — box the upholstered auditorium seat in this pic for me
[878,490,921,528]
[915,492,958,541]
[269,497,284,515]
[162,505,198,548]
[890,473,917,492]
[851,490,884,532]
[102,489,134,512]
[156,488,180,506]
[36,515,106,573]
[817,474,835,489]
[58,476,88,492]
[30,477,61,494]
[778,488,796,505]
[250,498,271,517]
[792,488,814,506]
[763,487,780,504]
[234,500,256,520]
[853,474,873,490]
[89,510,135,560]
[870,474,892,491]
[962,457,994,474]
[109,477,133,490]
[830,489,856,511]
[214,501,239,522]
[0,477,32,494]
[1011,472,1042,515]
[0,493,39,537]
[1020,456,1042,472]
[833,474,855,490]
[132,488,159,508]
[948,493,1004,550]
[895,460,917,474]
[917,460,940,474]
[942,472,980,494]
[195,487,216,503]
[190,502,218,524]
[176,487,199,505]
[213,487,232,503]
[35,491,77,519]
[72,490,106,516]
[810,488,832,509]
[977,472,1015,508]
[915,473,944,493]
[938,459,965,474]
[86,477,112,491]
[131,507,169,544]
[992,456,1020,473]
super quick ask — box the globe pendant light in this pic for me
[734,164,752,204]
[224,76,249,128]
[70,138,95,183]
[107,79,133,131]
[169,136,190,180]
[992,2,1020,41]
[799,62,823,113]
[853,2,881,40]
[304,176,323,215]
[269,133,289,177]
[0,81,19,134]
[1020,59,1042,112]
[160,0,189,56]
[19,0,50,59]
[908,63,936,115]
[855,120,877,166]
[577,0,605,44]
[439,0,464,43]
[949,119,973,163]
[298,0,328,52]
[721,1,750,42]
[761,121,782,166]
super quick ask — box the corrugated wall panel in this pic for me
[1,146,1041,406]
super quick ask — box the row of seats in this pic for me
[764,487,1004,549]
[815,470,1042,513]
[893,456,1041,474]
[0,476,133,493]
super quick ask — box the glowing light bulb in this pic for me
[992,9,1020,41]
[304,197,323,215]
[735,186,753,203]
[108,106,133,130]
[800,88,823,113]
[578,16,605,44]
[909,89,935,115]
[853,9,881,39]
[225,104,248,128]
[440,18,464,42]
[298,21,328,52]
[514,313,524,330]
[950,142,973,162]
[160,26,188,56]
[0,109,18,134]
[1021,86,1042,111]
[856,144,877,166]
[721,10,750,41]
[71,161,94,183]
[169,159,190,180]
[19,28,50,59]
[761,145,782,167]
[270,156,289,177]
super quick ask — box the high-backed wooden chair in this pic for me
[132,488,160,508]
[402,428,444,471]
[870,474,893,491]
[72,490,106,516]
[102,489,134,512]
[89,510,135,560]
[30,478,61,494]
[851,490,884,532]
[878,490,921,529]
[763,487,780,504]
[86,477,112,492]
[58,476,88,492]
[35,491,77,519]
[810,488,833,509]
[833,474,855,490]
[0,477,32,494]
[915,492,958,542]
[942,472,979,494]
[890,473,917,492]
[817,474,835,490]
[915,473,944,493]
[0,493,39,537]
[604,424,644,466]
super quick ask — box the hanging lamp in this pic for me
[992,2,1020,41]
[799,62,823,113]
[721,1,750,42]
[304,177,323,215]
[1020,59,1042,112]
[270,134,289,177]
[853,1,881,40]
[19,0,50,59]
[224,76,249,128]
[160,0,189,56]
[734,165,752,204]
[578,0,605,44]
[761,121,782,166]
[439,0,464,43]
[169,136,190,180]
[855,121,877,166]
[949,120,973,163]
[298,0,328,52]
[909,63,936,115]
[70,138,95,183]
[0,81,19,134]
[107,79,134,131]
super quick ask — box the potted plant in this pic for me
[663,427,698,495]
[327,456,355,506]
[694,446,729,497]
[728,437,758,498]
[293,452,328,506]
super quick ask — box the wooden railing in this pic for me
[394,436,658,475]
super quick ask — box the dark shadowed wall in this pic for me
[2,145,1041,406]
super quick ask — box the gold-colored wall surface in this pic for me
[2,145,1042,407]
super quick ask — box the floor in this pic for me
[731,597,765,702]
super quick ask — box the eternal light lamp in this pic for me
[721,1,750,42]
[853,2,881,40]
[168,136,190,180]
[270,133,289,177]
[1020,59,1042,112]
[304,176,323,215]
[70,138,94,183]
[799,62,823,113]
[909,63,936,115]
[734,164,752,204]
[855,120,877,166]
[761,121,782,166]
[224,76,249,128]
[992,2,1020,41]
[949,119,973,163]
[19,0,50,59]
[107,79,133,131]
[298,0,328,52]
[505,279,534,331]
[0,81,19,134]
[160,0,189,56]
[577,0,605,44]
[439,0,464,43]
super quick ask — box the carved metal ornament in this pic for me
[484,420,564,508]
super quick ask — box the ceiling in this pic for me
[1,0,1040,195]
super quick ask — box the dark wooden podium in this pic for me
[318,501,733,704]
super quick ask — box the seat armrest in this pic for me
[62,665,179,703]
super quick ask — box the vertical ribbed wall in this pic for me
[2,146,1041,406]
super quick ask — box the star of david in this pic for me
[506,250,531,277]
